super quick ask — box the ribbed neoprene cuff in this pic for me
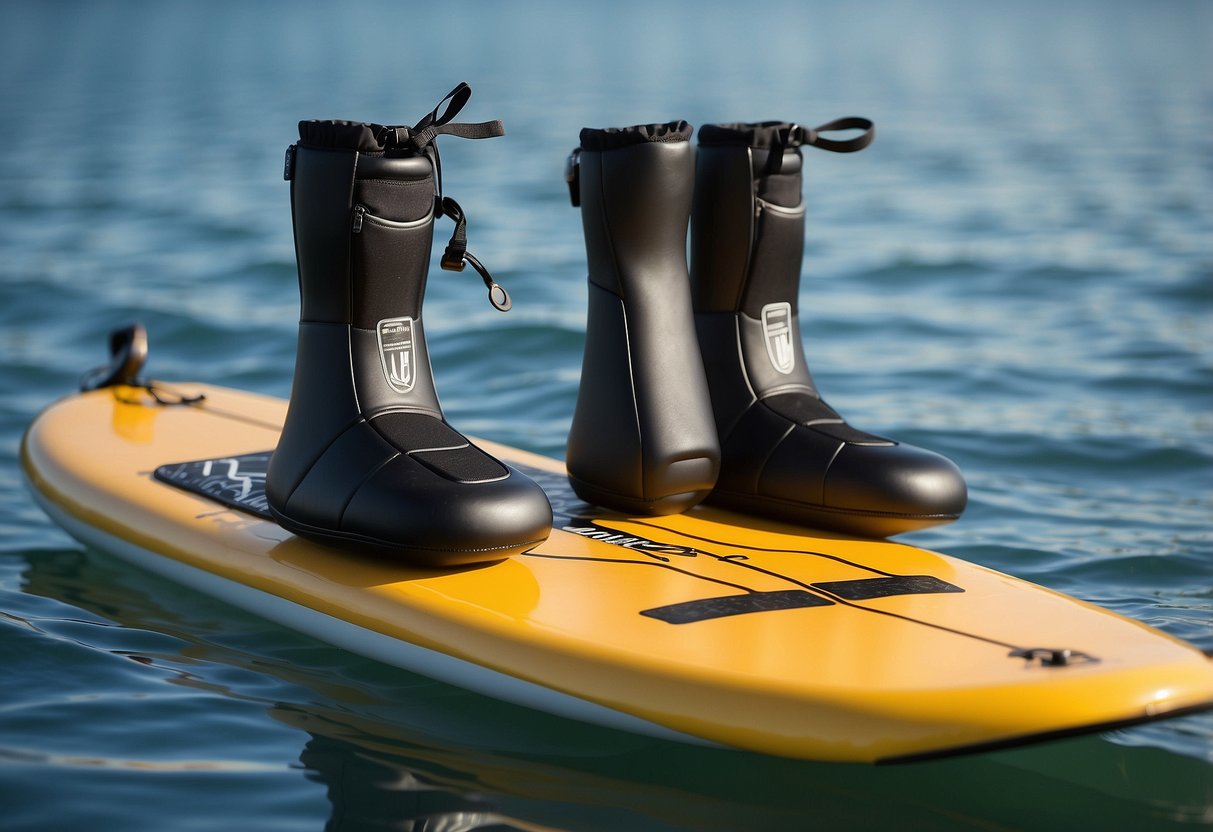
[697,122,795,149]
[579,120,692,151]
[298,120,395,152]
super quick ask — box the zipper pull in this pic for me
[564,148,581,207]
[352,204,366,233]
[463,252,512,312]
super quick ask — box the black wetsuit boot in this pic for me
[564,122,720,515]
[266,84,552,566]
[691,120,966,537]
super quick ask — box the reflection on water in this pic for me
[4,548,1210,831]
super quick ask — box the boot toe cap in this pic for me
[822,440,968,530]
[271,419,553,566]
[713,414,967,538]
[341,456,554,565]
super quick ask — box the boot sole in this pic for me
[567,474,711,517]
[706,489,960,539]
[267,504,544,568]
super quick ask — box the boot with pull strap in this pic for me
[267,83,552,566]
[691,119,967,537]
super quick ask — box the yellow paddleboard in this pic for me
[21,383,1213,763]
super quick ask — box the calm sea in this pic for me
[1,1,1210,829]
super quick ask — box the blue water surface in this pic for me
[1,1,1210,829]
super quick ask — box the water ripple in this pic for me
[3,0,1212,828]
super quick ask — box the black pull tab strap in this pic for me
[798,117,875,153]
[402,85,466,149]
[431,120,507,141]
[407,82,505,149]
[438,198,511,312]
[372,83,505,152]
[765,117,875,175]
[418,82,474,133]
[410,119,506,149]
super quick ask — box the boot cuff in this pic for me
[298,120,396,152]
[697,122,795,149]
[579,121,692,151]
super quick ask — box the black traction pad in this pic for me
[154,451,963,624]
[813,575,964,600]
[155,452,274,520]
[640,590,834,624]
[154,451,590,525]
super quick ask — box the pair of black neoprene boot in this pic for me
[265,84,966,569]
[564,120,968,538]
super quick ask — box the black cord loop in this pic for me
[766,117,875,174]
[438,197,511,312]
[798,116,875,153]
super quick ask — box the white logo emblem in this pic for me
[376,317,415,393]
[761,302,795,375]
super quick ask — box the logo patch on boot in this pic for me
[376,316,415,393]
[761,302,795,375]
